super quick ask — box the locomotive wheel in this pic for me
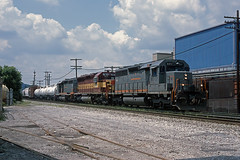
[159,101,164,109]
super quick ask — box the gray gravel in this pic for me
[0,100,240,160]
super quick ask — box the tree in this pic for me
[0,66,22,101]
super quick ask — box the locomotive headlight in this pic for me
[184,74,187,77]
[182,84,185,86]
[184,73,188,80]
[184,77,188,80]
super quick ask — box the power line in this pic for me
[81,68,105,71]
[52,69,74,80]
[34,31,234,85]
[37,80,43,87]
[134,32,234,67]
[176,31,234,56]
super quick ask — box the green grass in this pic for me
[14,100,32,107]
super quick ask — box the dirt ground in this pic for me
[0,138,57,160]
[0,100,240,160]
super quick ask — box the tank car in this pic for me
[34,85,57,100]
[22,85,38,99]
[22,87,29,98]
[2,85,9,103]
[114,59,206,110]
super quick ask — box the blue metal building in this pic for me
[175,23,240,113]
[175,23,237,71]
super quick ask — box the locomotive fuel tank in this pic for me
[123,97,149,106]
[81,96,92,103]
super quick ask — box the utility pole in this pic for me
[37,80,43,87]
[225,10,240,113]
[104,66,121,72]
[44,71,51,86]
[0,78,3,112]
[70,58,82,79]
[33,70,36,86]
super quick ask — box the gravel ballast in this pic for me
[0,101,240,160]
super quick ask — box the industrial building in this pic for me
[152,52,173,61]
[175,23,239,113]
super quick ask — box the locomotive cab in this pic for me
[148,59,189,94]
[166,71,206,111]
[165,71,193,92]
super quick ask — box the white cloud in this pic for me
[112,0,240,51]
[113,0,207,36]
[2,0,240,84]
[36,0,59,6]
[0,0,65,43]
[0,39,11,51]
[63,23,139,53]
[25,13,66,42]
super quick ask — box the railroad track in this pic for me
[0,110,167,160]
[143,111,240,125]
[25,99,240,125]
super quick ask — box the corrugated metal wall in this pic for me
[175,24,235,70]
[209,79,234,99]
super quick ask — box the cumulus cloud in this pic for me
[0,0,141,83]
[0,39,11,51]
[0,0,65,43]
[112,0,240,51]
[113,0,207,51]
[1,0,240,83]
[63,23,139,56]
[25,13,66,42]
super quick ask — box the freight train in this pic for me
[22,59,207,111]
[1,85,9,103]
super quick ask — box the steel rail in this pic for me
[38,112,168,160]
[127,110,240,125]
[25,99,240,125]
[0,125,103,159]
[21,113,124,160]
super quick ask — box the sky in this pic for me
[1,0,240,85]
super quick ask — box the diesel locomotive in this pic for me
[113,59,206,110]
[24,59,206,111]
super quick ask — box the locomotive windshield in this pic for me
[166,62,189,71]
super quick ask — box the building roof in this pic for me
[175,23,227,40]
